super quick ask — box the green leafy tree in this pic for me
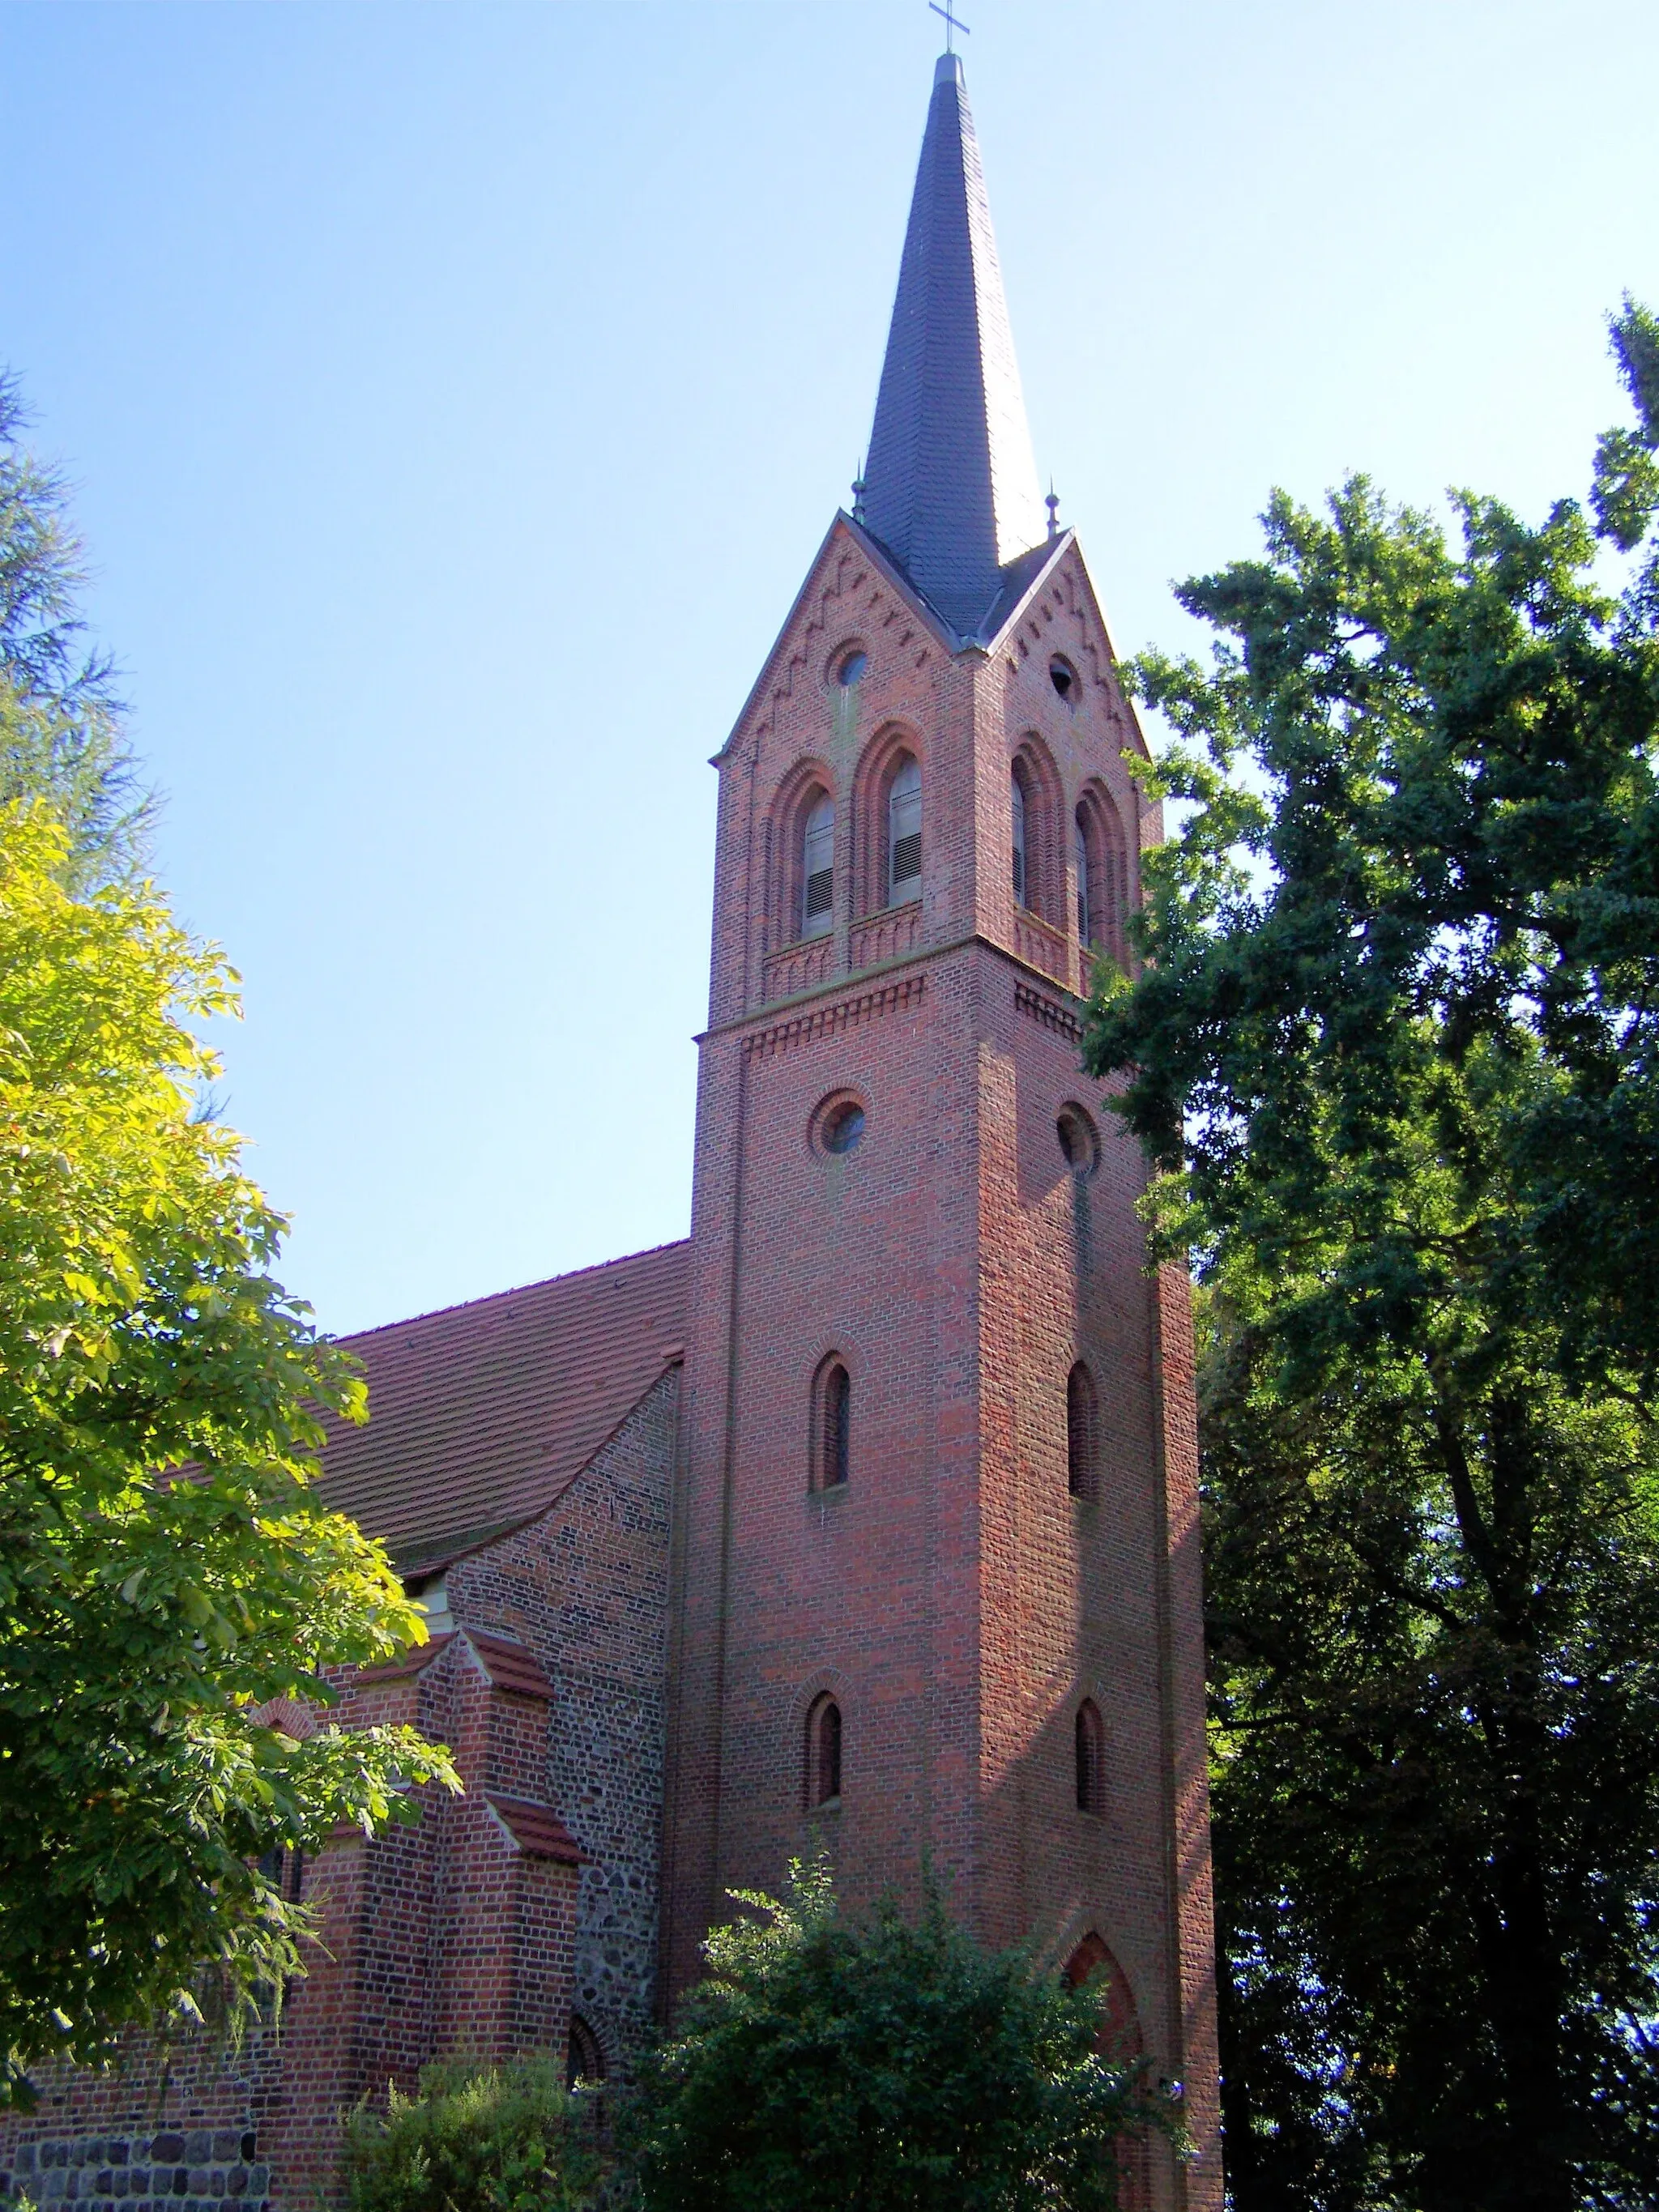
[625,1860,1179,2212]
[342,2057,606,2212]
[0,801,458,2106]
[1080,300,1659,2211]
[0,373,151,890]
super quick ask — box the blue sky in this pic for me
[3,0,1657,1336]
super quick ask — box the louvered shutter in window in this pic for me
[888,756,922,903]
[1012,774,1027,907]
[1075,811,1091,944]
[802,793,834,939]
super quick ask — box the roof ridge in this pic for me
[338,1237,691,1347]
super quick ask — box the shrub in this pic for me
[342,2056,606,2212]
[624,1859,1183,2211]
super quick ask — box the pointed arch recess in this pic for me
[1064,1934,1149,2208]
[1074,778,1131,967]
[1063,1932,1144,2057]
[851,724,925,924]
[804,1690,843,1808]
[1066,1362,1099,1502]
[766,756,838,953]
[1009,734,1064,931]
[1075,1698,1107,1815]
[810,1352,852,1491]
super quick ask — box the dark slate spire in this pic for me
[860,52,1047,638]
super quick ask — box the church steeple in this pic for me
[859,52,1047,639]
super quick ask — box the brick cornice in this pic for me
[699,930,1087,1048]
[1014,979,1082,1042]
[743,973,928,1061]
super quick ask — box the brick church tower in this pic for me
[663,49,1221,2209]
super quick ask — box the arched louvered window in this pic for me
[822,1361,850,1489]
[1076,786,1129,961]
[1067,1362,1098,1501]
[1076,1699,1106,1814]
[888,754,921,905]
[802,792,834,940]
[1012,771,1029,907]
[807,1693,842,1807]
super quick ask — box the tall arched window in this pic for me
[806,1693,842,1807]
[802,792,834,940]
[1067,1362,1098,1501]
[1076,1699,1106,1814]
[822,1361,850,1489]
[1012,771,1029,907]
[888,753,922,905]
[1074,807,1090,946]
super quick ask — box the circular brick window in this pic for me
[1057,1103,1099,1176]
[815,1094,867,1156]
[836,648,868,688]
[1050,654,1078,702]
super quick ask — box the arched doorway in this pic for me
[1064,1935,1148,2208]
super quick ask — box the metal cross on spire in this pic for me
[928,1,970,53]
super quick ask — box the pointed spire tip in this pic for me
[859,37,1046,635]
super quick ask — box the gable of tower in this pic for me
[992,538,1149,763]
[718,514,949,765]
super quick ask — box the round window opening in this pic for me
[821,1100,867,1155]
[836,650,868,688]
[1057,1104,1099,1176]
[1050,654,1077,701]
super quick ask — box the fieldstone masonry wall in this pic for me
[0,2031,278,2212]
[6,2126,271,2212]
[444,1366,679,2079]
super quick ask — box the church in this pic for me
[0,48,1220,2212]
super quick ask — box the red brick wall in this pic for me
[664,522,1222,2210]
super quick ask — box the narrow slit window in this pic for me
[822,1362,851,1488]
[1076,1699,1105,1813]
[1012,772,1028,907]
[1067,1362,1098,1499]
[888,755,922,904]
[807,1694,842,1807]
[802,792,834,940]
[1075,808,1091,946]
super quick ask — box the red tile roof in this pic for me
[484,1793,586,1864]
[315,1242,689,1573]
[463,1630,554,1702]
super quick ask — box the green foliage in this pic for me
[1081,300,1659,2211]
[342,2058,605,2212]
[0,802,459,2108]
[625,1860,1179,2212]
[0,372,151,891]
